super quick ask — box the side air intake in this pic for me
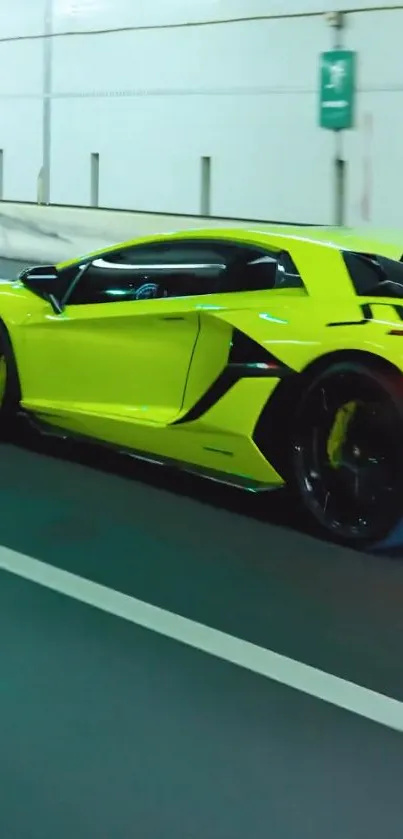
[343,251,403,299]
[228,328,277,365]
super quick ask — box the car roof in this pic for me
[57,224,403,271]
[140,224,403,259]
[280,226,403,260]
[224,225,403,260]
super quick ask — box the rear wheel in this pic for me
[291,361,403,546]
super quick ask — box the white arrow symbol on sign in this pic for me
[325,60,346,91]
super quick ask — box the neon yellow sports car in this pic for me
[1,225,403,547]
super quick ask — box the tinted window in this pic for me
[221,248,302,292]
[66,244,229,305]
[66,240,302,306]
[275,251,303,288]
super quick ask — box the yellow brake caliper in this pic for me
[327,401,358,469]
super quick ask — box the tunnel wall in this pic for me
[0,1,402,227]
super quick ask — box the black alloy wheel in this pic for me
[291,361,403,547]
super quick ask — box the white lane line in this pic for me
[1,545,403,733]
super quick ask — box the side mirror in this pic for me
[19,264,58,286]
[19,265,63,313]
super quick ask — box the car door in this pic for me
[20,239,231,427]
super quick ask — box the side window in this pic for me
[217,245,303,293]
[144,245,229,298]
[65,239,303,306]
[66,250,165,306]
[66,243,229,305]
[275,251,303,289]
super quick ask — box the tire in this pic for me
[0,324,21,439]
[290,360,403,547]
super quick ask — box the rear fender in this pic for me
[213,298,383,374]
[253,346,403,480]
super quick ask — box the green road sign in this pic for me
[319,50,356,130]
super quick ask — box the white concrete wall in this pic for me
[0,1,403,226]
[344,8,403,228]
[50,1,336,223]
[0,0,45,202]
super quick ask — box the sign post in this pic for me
[319,49,356,226]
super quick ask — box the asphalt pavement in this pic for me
[1,258,403,839]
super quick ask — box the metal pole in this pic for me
[334,131,345,226]
[90,153,100,207]
[42,0,53,205]
[200,156,211,217]
[0,150,4,201]
[332,13,345,227]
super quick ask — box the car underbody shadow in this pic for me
[9,420,403,558]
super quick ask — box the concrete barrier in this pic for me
[0,201,401,268]
[0,202,315,265]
